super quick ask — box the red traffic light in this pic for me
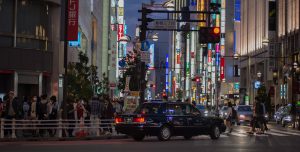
[196,78,200,82]
[213,27,220,35]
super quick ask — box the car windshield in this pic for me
[238,106,252,112]
[134,103,162,114]
[222,107,228,111]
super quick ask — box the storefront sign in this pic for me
[118,24,124,40]
[220,57,225,81]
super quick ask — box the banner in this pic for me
[67,0,79,41]
[220,57,225,80]
[118,24,124,40]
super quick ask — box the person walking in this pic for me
[38,94,49,136]
[29,96,38,137]
[89,96,102,136]
[225,102,233,133]
[47,96,58,137]
[4,91,18,137]
[66,98,75,137]
[22,96,30,120]
[290,101,297,129]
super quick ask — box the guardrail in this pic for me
[0,118,116,139]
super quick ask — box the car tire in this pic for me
[132,134,145,141]
[158,126,171,141]
[184,135,193,140]
[210,126,220,140]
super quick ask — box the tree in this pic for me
[96,73,110,97]
[67,52,98,101]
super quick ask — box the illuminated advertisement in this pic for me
[149,44,155,70]
[220,57,225,81]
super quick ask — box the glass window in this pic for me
[0,0,14,47]
[238,106,252,111]
[167,104,184,115]
[134,103,162,115]
[16,0,50,50]
[0,0,14,33]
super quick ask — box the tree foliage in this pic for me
[67,52,98,101]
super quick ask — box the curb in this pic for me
[0,135,129,142]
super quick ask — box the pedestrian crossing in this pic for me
[219,126,300,138]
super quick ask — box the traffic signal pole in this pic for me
[139,7,148,103]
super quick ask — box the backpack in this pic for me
[232,107,237,119]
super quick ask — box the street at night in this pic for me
[1,124,300,152]
[0,0,300,151]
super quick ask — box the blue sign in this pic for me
[254,81,261,89]
[69,32,81,47]
[141,40,150,51]
[118,59,126,67]
[234,82,240,90]
[235,0,241,21]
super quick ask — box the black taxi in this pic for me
[115,101,226,141]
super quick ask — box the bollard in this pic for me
[96,118,100,136]
[0,119,4,138]
[58,119,62,138]
[12,119,16,138]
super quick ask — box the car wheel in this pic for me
[210,126,220,140]
[184,135,193,140]
[158,126,171,141]
[132,134,145,141]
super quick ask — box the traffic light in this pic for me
[199,27,220,43]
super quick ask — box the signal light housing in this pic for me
[199,27,221,43]
[115,117,124,124]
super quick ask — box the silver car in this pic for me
[236,105,253,124]
[274,106,290,124]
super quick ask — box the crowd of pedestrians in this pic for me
[0,91,125,138]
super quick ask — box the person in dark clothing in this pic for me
[290,101,297,129]
[4,91,19,137]
[66,99,75,137]
[48,96,58,137]
[38,94,48,136]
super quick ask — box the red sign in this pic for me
[220,57,225,80]
[67,0,79,41]
[118,24,124,40]
[176,54,181,64]
[208,50,212,63]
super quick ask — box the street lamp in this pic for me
[119,35,131,44]
[151,33,159,42]
[162,0,175,11]
[233,53,240,60]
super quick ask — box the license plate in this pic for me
[125,117,132,123]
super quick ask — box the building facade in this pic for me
[0,0,62,99]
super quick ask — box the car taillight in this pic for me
[133,117,145,123]
[115,117,124,124]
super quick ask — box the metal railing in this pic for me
[0,118,117,139]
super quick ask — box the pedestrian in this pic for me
[48,96,58,137]
[225,102,233,133]
[89,95,103,136]
[22,96,30,120]
[4,91,19,137]
[29,96,38,137]
[290,101,297,129]
[114,99,123,116]
[38,94,49,136]
[66,98,75,137]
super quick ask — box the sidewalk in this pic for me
[0,134,128,142]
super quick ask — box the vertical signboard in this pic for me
[220,57,225,80]
[149,44,155,69]
[118,24,124,40]
[67,0,79,41]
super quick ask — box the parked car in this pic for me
[235,105,253,125]
[115,101,226,141]
[219,106,228,119]
[274,106,290,124]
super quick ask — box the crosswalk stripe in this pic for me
[269,129,300,136]
[265,131,288,136]
[230,132,248,137]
